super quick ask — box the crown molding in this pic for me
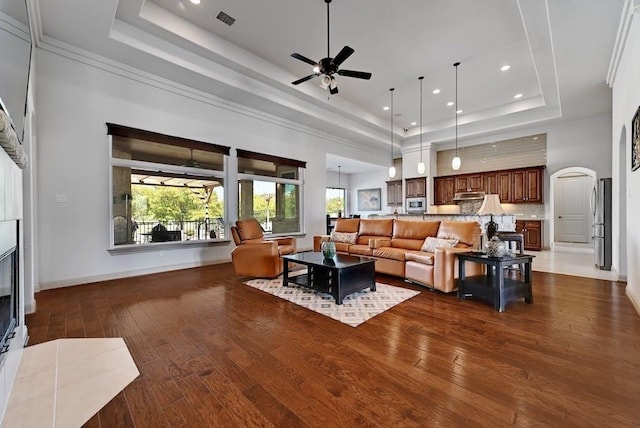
[607,0,638,87]
[34,34,389,156]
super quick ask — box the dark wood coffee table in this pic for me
[282,252,376,305]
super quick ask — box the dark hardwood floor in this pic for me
[26,263,640,427]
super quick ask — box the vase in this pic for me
[321,241,336,259]
[485,236,508,257]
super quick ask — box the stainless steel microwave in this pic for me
[406,197,426,213]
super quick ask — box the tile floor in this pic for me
[1,338,139,428]
[529,242,620,281]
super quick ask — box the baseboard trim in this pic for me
[24,298,36,315]
[627,287,640,318]
[38,258,230,290]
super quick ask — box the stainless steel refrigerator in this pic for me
[592,178,612,270]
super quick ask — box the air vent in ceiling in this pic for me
[216,11,236,26]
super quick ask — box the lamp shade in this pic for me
[388,165,396,178]
[477,194,506,215]
[417,162,426,174]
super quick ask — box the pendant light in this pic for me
[451,61,462,171]
[388,87,396,178]
[417,76,426,175]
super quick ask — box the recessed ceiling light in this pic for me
[432,89,440,94]
[456,109,463,114]
[447,101,454,107]
[383,106,389,111]
[514,93,523,99]
[410,121,417,126]
[501,65,511,71]
[190,0,200,4]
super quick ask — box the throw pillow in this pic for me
[330,231,357,244]
[421,236,458,253]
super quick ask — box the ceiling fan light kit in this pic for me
[290,0,372,95]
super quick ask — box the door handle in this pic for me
[558,216,563,219]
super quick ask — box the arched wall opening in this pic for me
[549,167,597,249]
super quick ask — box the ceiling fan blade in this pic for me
[291,53,318,67]
[329,85,339,95]
[337,69,372,80]
[291,74,317,85]
[333,46,354,67]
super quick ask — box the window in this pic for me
[237,149,305,235]
[107,124,229,247]
[326,187,345,217]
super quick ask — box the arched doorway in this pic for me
[549,167,597,249]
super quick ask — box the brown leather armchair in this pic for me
[230,218,297,278]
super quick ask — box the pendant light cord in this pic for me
[419,76,423,163]
[390,88,395,165]
[454,62,460,156]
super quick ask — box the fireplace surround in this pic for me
[0,220,18,362]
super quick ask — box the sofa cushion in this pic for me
[393,220,440,240]
[373,247,406,261]
[333,242,352,253]
[405,250,435,265]
[334,218,360,233]
[349,244,373,256]
[359,219,393,237]
[437,221,480,247]
[391,238,424,251]
[421,236,458,252]
[330,231,357,244]
[236,219,264,241]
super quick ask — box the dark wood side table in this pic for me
[457,252,535,312]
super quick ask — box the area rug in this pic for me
[244,277,420,327]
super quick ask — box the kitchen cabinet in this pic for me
[434,177,455,205]
[405,177,426,198]
[386,180,403,206]
[512,167,542,203]
[485,171,512,202]
[433,166,544,205]
[515,220,543,251]
[455,174,484,193]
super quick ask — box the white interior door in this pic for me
[554,175,592,243]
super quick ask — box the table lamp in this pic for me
[477,194,506,239]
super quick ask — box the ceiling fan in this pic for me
[290,0,372,95]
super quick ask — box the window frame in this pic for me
[236,170,305,237]
[325,187,346,217]
[107,136,229,252]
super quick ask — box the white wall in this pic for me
[34,48,339,288]
[611,11,640,312]
[350,167,394,217]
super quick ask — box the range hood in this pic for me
[453,191,485,201]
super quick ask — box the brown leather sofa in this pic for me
[314,218,482,292]
[231,218,296,278]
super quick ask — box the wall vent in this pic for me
[216,11,236,26]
